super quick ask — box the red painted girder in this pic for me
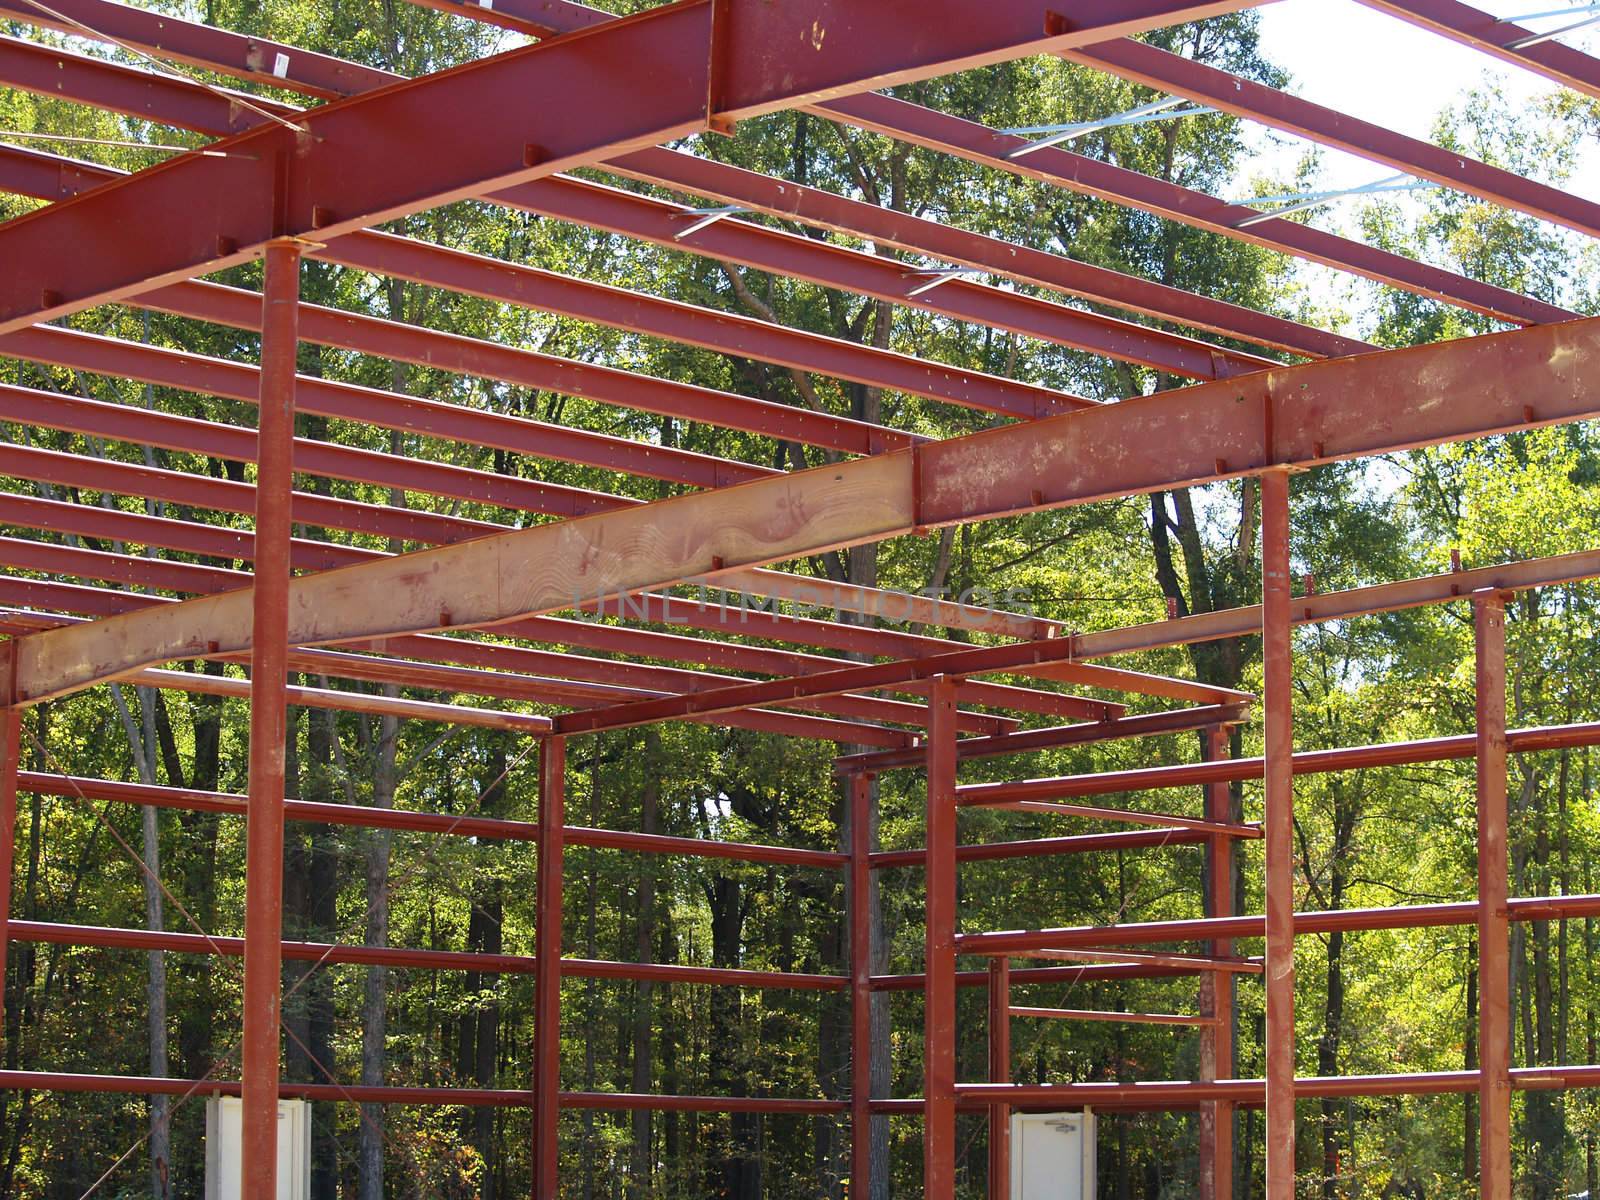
[0,381,626,518]
[0,584,914,746]
[501,173,1244,385]
[0,39,1243,403]
[3,920,845,989]
[555,630,1084,735]
[834,703,1252,773]
[872,963,1216,992]
[9,1065,1600,1110]
[16,768,843,865]
[2,315,809,480]
[427,0,1563,329]
[824,91,1576,328]
[916,316,1600,524]
[0,495,1096,721]
[0,1070,854,1111]
[0,439,495,546]
[948,717,1600,801]
[0,139,119,201]
[952,1066,1600,1110]
[315,230,1081,422]
[0,0,1277,332]
[136,279,906,457]
[976,797,1262,839]
[598,148,1363,362]
[0,33,290,136]
[599,155,1276,382]
[957,893,1600,954]
[867,827,1212,868]
[1358,0,1600,100]
[0,550,993,733]
[0,0,395,99]
[1077,548,1600,660]
[0,25,1346,371]
[1064,37,1600,241]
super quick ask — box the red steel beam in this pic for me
[835,703,1251,773]
[0,542,1009,735]
[0,585,914,748]
[533,736,564,1200]
[956,894,1600,954]
[1198,725,1235,1200]
[848,772,874,1200]
[1475,592,1511,1197]
[0,1070,852,1111]
[870,827,1213,869]
[1260,467,1295,1196]
[0,139,120,201]
[16,314,1597,704]
[977,798,1261,838]
[593,149,1362,362]
[924,677,959,1200]
[938,718,1600,800]
[11,1065,1600,1112]
[3,320,786,486]
[1358,0,1600,100]
[0,0,1279,333]
[0,16,1278,387]
[534,169,1270,384]
[823,91,1574,328]
[0,705,18,1068]
[1064,36,1600,240]
[239,238,297,1199]
[554,632,1084,736]
[988,957,1011,1200]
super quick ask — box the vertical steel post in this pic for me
[533,735,566,1200]
[1198,723,1235,1200]
[0,704,20,1062]
[925,675,959,1200]
[1474,592,1510,1199]
[240,238,300,1200]
[850,771,875,1200]
[987,956,1011,1200]
[1260,467,1296,1196]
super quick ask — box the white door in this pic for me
[1010,1110,1097,1200]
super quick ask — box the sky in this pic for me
[1245,0,1597,220]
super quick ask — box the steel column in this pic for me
[925,676,959,1200]
[987,957,1011,1200]
[0,704,18,1065]
[533,735,565,1200]
[1474,593,1510,1198]
[1198,724,1235,1200]
[850,771,874,1200]
[239,238,299,1200]
[1261,466,1296,1194]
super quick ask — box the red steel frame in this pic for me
[0,1,1598,1197]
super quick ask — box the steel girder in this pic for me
[8,313,1597,703]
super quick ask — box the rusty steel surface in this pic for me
[924,677,959,1200]
[533,736,565,1200]
[238,240,298,1200]
[3,0,1600,1187]
[1475,594,1511,1196]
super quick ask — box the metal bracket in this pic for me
[1003,95,1214,159]
[1233,173,1440,228]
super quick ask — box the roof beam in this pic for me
[11,314,1593,703]
[0,493,1116,721]
[0,35,1244,391]
[821,91,1576,328]
[0,9,1351,370]
[1358,0,1600,99]
[0,0,1272,333]
[1063,36,1600,240]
